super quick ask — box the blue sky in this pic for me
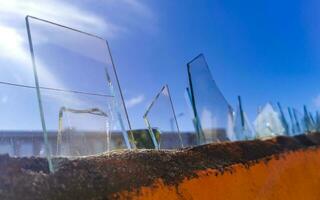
[0,0,320,131]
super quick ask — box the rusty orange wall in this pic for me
[117,148,320,200]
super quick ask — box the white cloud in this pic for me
[0,0,155,108]
[126,95,145,108]
[0,0,155,67]
[313,94,320,108]
[0,1,113,107]
[0,25,28,63]
[101,0,157,33]
[0,0,122,37]
[0,0,122,85]
[0,0,137,85]
[122,0,154,18]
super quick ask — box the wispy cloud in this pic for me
[0,0,123,37]
[101,0,157,33]
[0,0,128,108]
[0,0,155,84]
[125,95,145,108]
[0,0,155,107]
[0,0,156,65]
[0,0,156,130]
[0,0,122,85]
[0,25,27,63]
[122,0,154,18]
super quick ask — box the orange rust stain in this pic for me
[117,148,320,200]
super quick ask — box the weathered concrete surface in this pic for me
[117,148,320,200]
[0,133,320,200]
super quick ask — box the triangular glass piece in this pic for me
[254,103,285,139]
[144,85,183,149]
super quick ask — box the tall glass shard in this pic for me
[303,105,315,133]
[254,103,285,139]
[187,54,234,144]
[287,107,297,135]
[315,112,320,132]
[183,87,200,146]
[276,102,290,136]
[234,96,254,140]
[26,16,132,172]
[143,85,183,149]
[292,108,304,134]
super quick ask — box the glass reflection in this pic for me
[303,105,316,133]
[254,103,285,139]
[276,102,290,136]
[187,54,234,144]
[144,85,183,149]
[26,16,131,172]
[234,96,254,140]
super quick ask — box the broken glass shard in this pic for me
[234,96,254,140]
[56,107,115,156]
[276,102,290,136]
[187,54,234,144]
[292,108,304,134]
[315,112,320,132]
[26,16,132,172]
[254,103,285,139]
[303,105,316,133]
[143,85,183,149]
[183,87,200,146]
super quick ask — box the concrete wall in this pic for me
[117,148,320,200]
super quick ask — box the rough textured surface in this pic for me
[118,148,320,200]
[0,133,320,200]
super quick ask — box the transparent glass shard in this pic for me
[183,87,200,146]
[315,111,320,132]
[131,129,156,149]
[56,107,114,156]
[144,85,183,149]
[287,107,295,135]
[187,54,234,144]
[26,16,132,172]
[276,102,290,136]
[234,96,254,140]
[292,108,304,134]
[309,112,316,128]
[303,105,316,133]
[254,103,285,139]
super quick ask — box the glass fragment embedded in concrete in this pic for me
[144,85,183,149]
[26,16,132,172]
[187,54,234,144]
